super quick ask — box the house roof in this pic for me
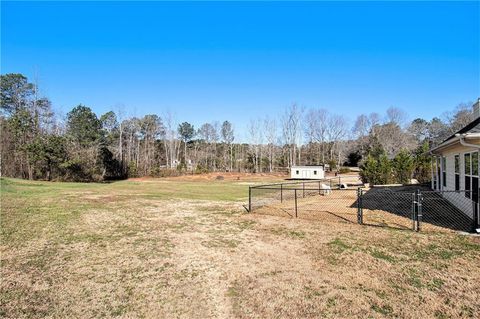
[443,117,480,143]
[430,117,480,153]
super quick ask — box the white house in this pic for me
[430,99,480,227]
[290,165,325,179]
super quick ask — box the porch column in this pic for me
[431,155,435,190]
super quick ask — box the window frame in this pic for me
[454,154,460,191]
[464,151,479,199]
[442,156,447,188]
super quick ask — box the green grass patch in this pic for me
[270,227,306,239]
[371,303,393,316]
[369,249,396,263]
[328,238,350,253]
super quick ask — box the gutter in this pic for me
[430,136,460,154]
[455,133,480,149]
[431,133,480,154]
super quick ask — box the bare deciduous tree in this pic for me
[326,114,349,167]
[281,103,303,167]
[386,106,408,127]
[264,117,277,172]
[221,121,234,171]
[305,108,329,164]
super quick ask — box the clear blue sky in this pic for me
[2,1,479,140]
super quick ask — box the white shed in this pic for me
[290,166,325,179]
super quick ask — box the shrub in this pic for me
[378,154,394,184]
[150,167,181,178]
[414,141,432,183]
[360,154,379,184]
[360,150,393,185]
[346,151,362,167]
[194,164,209,174]
[328,159,337,171]
[393,149,415,184]
[127,161,139,178]
[59,158,91,182]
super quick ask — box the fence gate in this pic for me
[357,188,417,231]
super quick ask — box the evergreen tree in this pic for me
[67,105,102,147]
[392,149,415,184]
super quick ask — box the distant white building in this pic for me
[290,166,325,179]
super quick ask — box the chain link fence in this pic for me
[249,182,479,233]
[359,188,416,230]
[421,190,478,232]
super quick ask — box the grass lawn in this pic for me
[1,177,479,318]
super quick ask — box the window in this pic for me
[472,152,479,204]
[296,170,299,175]
[465,153,471,175]
[313,170,317,175]
[465,176,471,198]
[464,152,478,199]
[442,157,446,187]
[473,152,478,176]
[455,155,460,191]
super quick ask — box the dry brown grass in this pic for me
[1,178,479,318]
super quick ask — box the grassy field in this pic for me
[1,177,479,318]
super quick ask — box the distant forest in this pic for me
[0,73,476,182]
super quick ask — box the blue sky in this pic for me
[1,1,479,140]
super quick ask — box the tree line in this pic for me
[0,73,475,182]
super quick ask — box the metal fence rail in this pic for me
[248,181,479,233]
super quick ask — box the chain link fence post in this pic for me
[417,190,422,232]
[471,201,478,233]
[357,188,363,225]
[294,189,298,218]
[412,192,417,231]
[471,188,479,232]
[280,184,283,203]
[248,186,252,213]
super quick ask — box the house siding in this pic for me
[436,145,479,220]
